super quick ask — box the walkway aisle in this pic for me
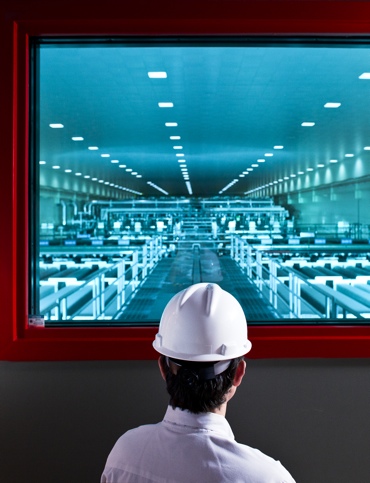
[118,251,279,323]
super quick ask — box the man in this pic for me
[101,282,295,482]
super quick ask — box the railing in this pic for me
[40,236,164,321]
[231,235,367,320]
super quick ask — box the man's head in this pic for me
[153,283,252,413]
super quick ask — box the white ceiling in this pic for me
[38,38,370,198]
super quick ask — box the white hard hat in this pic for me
[153,283,252,362]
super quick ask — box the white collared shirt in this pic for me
[101,406,295,483]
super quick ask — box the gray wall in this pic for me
[1,358,370,483]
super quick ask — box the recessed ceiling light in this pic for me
[148,71,167,78]
[344,154,354,157]
[324,102,341,108]
[75,172,82,176]
[170,136,181,140]
[136,175,142,178]
[257,159,265,163]
[264,153,273,157]
[301,122,315,127]
[84,175,90,178]
[176,153,184,157]
[284,176,289,180]
[165,122,178,127]
[126,168,133,172]
[273,145,284,149]
[359,72,370,79]
[178,160,186,163]
[158,102,173,108]
[111,160,119,163]
[52,165,60,169]
[88,146,99,150]
[49,123,64,128]
[92,178,98,181]
[72,136,84,141]
[251,164,259,167]
[307,168,314,171]
[65,169,72,173]
[298,171,304,175]
[239,174,245,177]
[278,179,283,182]
[364,146,370,150]
[119,164,126,168]
[317,164,325,167]
[247,168,253,171]
[101,154,110,158]
[131,172,138,175]
[39,160,46,165]
[98,180,104,183]
[173,146,183,149]
[330,159,338,163]
[290,174,296,177]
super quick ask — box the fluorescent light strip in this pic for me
[359,72,370,79]
[147,181,169,195]
[185,181,193,195]
[158,102,173,108]
[165,122,178,127]
[72,136,84,141]
[324,102,341,108]
[148,71,167,78]
[301,122,315,127]
[49,123,64,128]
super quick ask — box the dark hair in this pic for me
[160,355,243,414]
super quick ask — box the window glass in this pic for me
[32,39,370,326]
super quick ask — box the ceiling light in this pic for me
[345,154,354,157]
[52,165,60,169]
[65,169,72,173]
[136,175,142,178]
[178,159,186,163]
[298,171,304,175]
[324,102,341,108]
[264,153,273,157]
[147,181,169,195]
[49,123,64,128]
[239,174,245,177]
[92,178,98,181]
[84,175,90,178]
[39,160,46,165]
[88,146,99,150]
[317,164,325,167]
[176,153,184,157]
[257,159,265,163]
[185,182,193,195]
[301,122,315,127]
[111,160,119,163]
[290,174,296,177]
[247,168,253,171]
[101,154,110,158]
[126,168,133,172]
[131,172,138,175]
[72,136,84,141]
[119,164,126,168]
[148,71,167,78]
[173,146,183,149]
[284,176,289,180]
[307,168,314,171]
[364,146,370,150]
[98,180,104,183]
[104,181,110,185]
[158,102,173,108]
[330,159,338,163]
[273,145,284,149]
[170,136,181,140]
[278,179,283,182]
[75,172,82,176]
[165,122,178,127]
[251,164,259,167]
[359,72,370,79]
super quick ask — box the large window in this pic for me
[32,38,370,327]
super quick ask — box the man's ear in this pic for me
[158,356,167,381]
[233,359,246,387]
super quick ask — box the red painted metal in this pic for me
[2,0,370,360]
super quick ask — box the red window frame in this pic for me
[2,0,370,360]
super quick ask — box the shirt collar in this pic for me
[163,405,235,440]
